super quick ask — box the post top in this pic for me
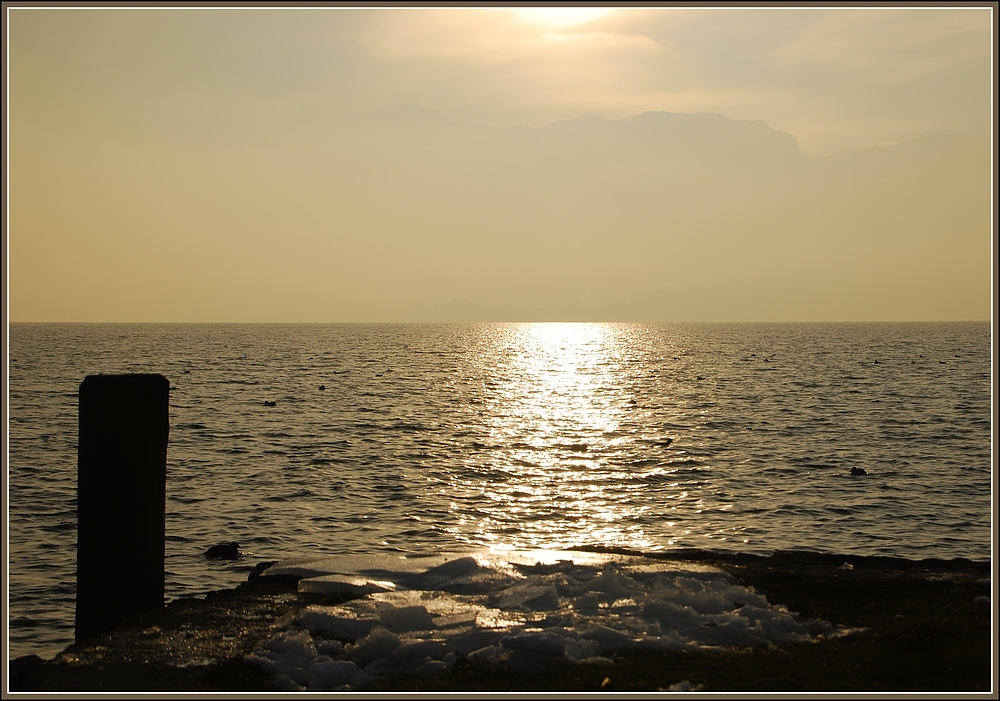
[80,374,169,390]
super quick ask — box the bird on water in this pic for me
[204,541,242,558]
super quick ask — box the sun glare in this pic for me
[513,8,612,29]
[448,323,660,554]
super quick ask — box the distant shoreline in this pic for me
[7,319,993,325]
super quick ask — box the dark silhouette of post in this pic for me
[76,374,169,643]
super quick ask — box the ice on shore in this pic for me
[245,549,846,691]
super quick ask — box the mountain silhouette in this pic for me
[291,105,989,321]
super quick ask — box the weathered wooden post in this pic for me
[76,374,169,643]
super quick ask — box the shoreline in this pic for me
[8,549,994,693]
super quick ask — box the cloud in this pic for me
[10,7,989,154]
[7,6,992,322]
[768,9,990,82]
[344,7,990,152]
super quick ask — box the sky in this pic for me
[5,5,995,322]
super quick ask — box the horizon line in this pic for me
[6,319,991,325]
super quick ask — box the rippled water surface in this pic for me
[7,322,992,659]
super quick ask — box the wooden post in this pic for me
[75,374,169,643]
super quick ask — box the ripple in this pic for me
[6,321,991,662]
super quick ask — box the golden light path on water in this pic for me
[450,323,679,553]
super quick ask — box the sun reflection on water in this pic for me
[450,322,662,553]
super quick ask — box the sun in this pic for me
[513,8,613,29]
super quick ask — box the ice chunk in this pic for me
[316,639,344,657]
[573,622,638,653]
[248,549,851,689]
[407,556,519,594]
[261,556,349,580]
[379,605,436,633]
[347,627,401,666]
[583,569,644,598]
[298,602,379,641]
[475,607,523,630]
[501,632,566,673]
[501,631,565,656]
[496,578,560,611]
[370,640,451,675]
[419,556,480,580]
[735,604,816,644]
[243,629,319,689]
[373,589,481,629]
[264,553,459,584]
[563,635,601,662]
[448,627,507,656]
[466,644,506,670]
[640,599,706,638]
[298,574,394,597]
[570,592,601,610]
[649,576,728,614]
[308,659,358,691]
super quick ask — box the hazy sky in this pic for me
[6,5,994,322]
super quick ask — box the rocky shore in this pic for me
[8,550,994,693]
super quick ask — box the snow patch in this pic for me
[248,549,851,690]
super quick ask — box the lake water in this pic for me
[6,322,992,661]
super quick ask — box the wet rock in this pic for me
[8,654,44,691]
